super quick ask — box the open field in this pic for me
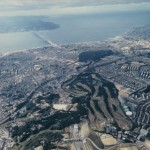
[115,83,129,97]
[120,146,138,150]
[101,134,117,146]
[144,139,150,149]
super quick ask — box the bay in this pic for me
[0,9,150,53]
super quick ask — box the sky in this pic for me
[0,0,150,17]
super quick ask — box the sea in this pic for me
[0,9,150,53]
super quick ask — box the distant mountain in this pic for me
[0,16,59,33]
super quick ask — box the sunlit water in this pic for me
[0,32,49,54]
[41,10,150,44]
[0,9,150,53]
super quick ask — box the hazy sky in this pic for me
[0,0,150,17]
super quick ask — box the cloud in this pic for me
[1,0,150,7]
[0,0,150,17]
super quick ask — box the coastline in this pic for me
[0,45,51,57]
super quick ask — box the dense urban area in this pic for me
[0,25,150,150]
